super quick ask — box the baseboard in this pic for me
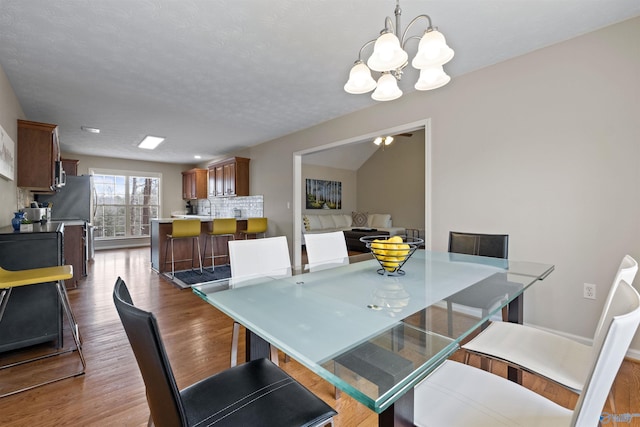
[95,238,149,250]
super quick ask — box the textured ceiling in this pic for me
[1,0,638,165]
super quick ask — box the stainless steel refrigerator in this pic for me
[36,175,96,261]
[36,175,93,222]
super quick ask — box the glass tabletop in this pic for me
[193,250,553,413]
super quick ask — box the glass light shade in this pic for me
[373,136,394,145]
[367,32,408,72]
[411,30,454,69]
[344,62,377,94]
[371,73,402,101]
[414,65,451,91]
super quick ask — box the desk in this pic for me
[193,250,553,426]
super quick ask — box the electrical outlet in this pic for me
[584,283,596,300]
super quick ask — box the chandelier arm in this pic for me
[401,35,423,51]
[384,16,396,34]
[400,14,434,46]
[356,39,377,62]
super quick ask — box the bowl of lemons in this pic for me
[360,235,424,276]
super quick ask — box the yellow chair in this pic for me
[203,218,236,271]
[239,217,268,239]
[0,264,85,397]
[164,219,202,279]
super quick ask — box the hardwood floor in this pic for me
[0,247,638,426]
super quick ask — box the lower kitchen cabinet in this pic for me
[0,223,64,353]
[63,224,85,288]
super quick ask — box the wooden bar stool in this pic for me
[203,218,236,271]
[0,264,86,397]
[239,217,267,239]
[164,219,203,279]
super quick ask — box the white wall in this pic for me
[246,17,640,354]
[0,65,26,228]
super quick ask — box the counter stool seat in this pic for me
[164,219,203,279]
[239,217,267,239]
[0,265,85,397]
[203,218,236,271]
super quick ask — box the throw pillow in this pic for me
[306,215,323,231]
[352,211,368,227]
[319,214,336,229]
[332,214,350,228]
[302,215,310,232]
[369,213,391,228]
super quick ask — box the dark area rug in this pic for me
[163,265,231,290]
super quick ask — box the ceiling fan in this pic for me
[373,132,413,147]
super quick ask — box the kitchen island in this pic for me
[0,222,64,353]
[150,217,250,273]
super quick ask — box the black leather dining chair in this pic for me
[113,278,336,427]
[448,231,509,259]
[446,232,510,336]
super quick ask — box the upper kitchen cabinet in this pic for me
[61,158,79,176]
[207,157,250,197]
[181,168,208,200]
[17,120,61,191]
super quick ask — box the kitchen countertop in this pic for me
[56,220,86,226]
[0,221,64,235]
[152,216,252,223]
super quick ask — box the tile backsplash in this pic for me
[196,195,263,218]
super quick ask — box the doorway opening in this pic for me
[292,119,432,267]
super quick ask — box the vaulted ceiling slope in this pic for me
[1,0,638,164]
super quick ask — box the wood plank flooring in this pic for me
[0,247,638,426]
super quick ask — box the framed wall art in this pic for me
[0,124,15,181]
[306,179,341,209]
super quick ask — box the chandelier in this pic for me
[344,0,454,101]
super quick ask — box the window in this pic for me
[91,170,161,239]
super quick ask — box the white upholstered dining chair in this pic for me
[414,277,640,426]
[227,236,292,367]
[304,231,349,272]
[461,254,638,400]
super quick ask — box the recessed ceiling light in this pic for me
[81,126,100,133]
[194,155,202,159]
[138,135,165,150]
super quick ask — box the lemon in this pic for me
[383,261,400,271]
[388,235,403,244]
[395,243,410,257]
[372,248,387,257]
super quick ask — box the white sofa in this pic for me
[302,212,405,244]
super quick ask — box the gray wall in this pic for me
[245,17,640,354]
[300,129,425,231]
[357,129,425,230]
[302,164,357,215]
[0,65,26,227]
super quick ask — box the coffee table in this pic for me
[343,228,389,252]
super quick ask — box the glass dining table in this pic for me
[193,250,554,426]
